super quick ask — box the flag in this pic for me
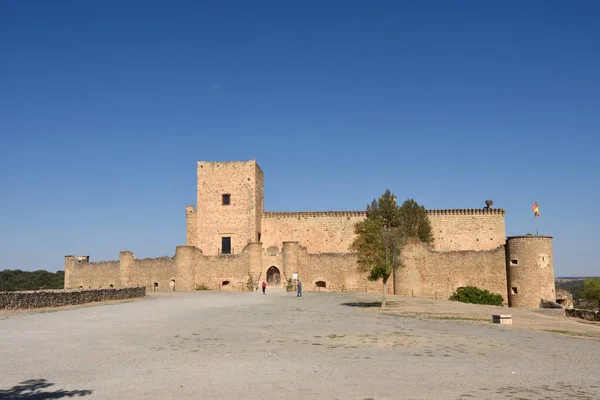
[532,202,540,217]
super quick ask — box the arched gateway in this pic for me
[266,266,281,286]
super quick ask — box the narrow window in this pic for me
[510,259,518,266]
[221,237,231,254]
[222,194,231,205]
[511,287,518,295]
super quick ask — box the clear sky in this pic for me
[1,1,598,277]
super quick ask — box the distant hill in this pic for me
[0,269,64,291]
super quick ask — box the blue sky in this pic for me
[1,1,598,277]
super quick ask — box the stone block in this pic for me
[492,314,512,324]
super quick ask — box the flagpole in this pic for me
[536,216,538,236]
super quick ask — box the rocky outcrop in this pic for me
[540,298,563,309]
[0,286,146,310]
[565,308,600,322]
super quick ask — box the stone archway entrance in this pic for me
[266,266,281,286]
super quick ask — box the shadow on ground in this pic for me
[341,301,387,308]
[0,379,92,399]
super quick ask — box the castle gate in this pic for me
[266,266,281,286]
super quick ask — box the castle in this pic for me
[65,159,556,308]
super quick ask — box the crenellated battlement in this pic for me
[262,211,366,218]
[426,208,505,216]
[262,208,505,218]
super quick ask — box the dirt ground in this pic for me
[1,290,599,400]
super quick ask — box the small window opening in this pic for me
[222,194,231,205]
[153,282,159,291]
[510,259,518,266]
[109,284,114,288]
[222,280,230,286]
[316,281,327,288]
[511,287,518,295]
[221,237,231,254]
[556,299,565,305]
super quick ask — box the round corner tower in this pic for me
[506,235,555,308]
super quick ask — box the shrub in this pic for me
[285,278,294,292]
[195,284,210,291]
[449,286,504,306]
[246,276,256,291]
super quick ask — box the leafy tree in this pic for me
[398,198,434,245]
[0,269,65,291]
[582,278,600,310]
[350,190,433,308]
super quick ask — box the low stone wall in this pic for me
[0,286,146,310]
[565,308,600,322]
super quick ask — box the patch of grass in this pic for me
[327,334,346,339]
[341,301,382,308]
[427,316,488,322]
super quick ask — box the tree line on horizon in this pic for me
[0,269,65,291]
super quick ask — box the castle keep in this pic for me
[65,159,556,308]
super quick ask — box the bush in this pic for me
[246,276,256,291]
[449,286,504,306]
[195,284,210,291]
[285,278,294,292]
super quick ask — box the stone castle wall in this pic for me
[65,257,120,289]
[196,250,251,291]
[130,256,177,292]
[0,286,146,310]
[395,241,508,303]
[299,250,382,293]
[427,209,506,251]
[260,208,506,255]
[261,211,365,254]
[64,239,553,306]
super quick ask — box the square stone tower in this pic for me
[186,160,264,255]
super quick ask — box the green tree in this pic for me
[0,269,65,291]
[350,190,433,308]
[582,278,600,310]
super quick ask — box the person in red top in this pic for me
[261,281,266,295]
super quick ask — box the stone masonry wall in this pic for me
[565,308,600,322]
[195,250,251,291]
[396,241,508,303]
[67,259,120,289]
[130,256,177,292]
[261,209,506,255]
[261,211,367,254]
[298,249,383,293]
[427,209,506,251]
[0,286,146,310]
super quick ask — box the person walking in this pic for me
[297,280,302,297]
[262,281,266,295]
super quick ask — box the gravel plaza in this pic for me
[1,289,600,400]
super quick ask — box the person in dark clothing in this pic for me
[297,280,302,297]
[262,281,266,295]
